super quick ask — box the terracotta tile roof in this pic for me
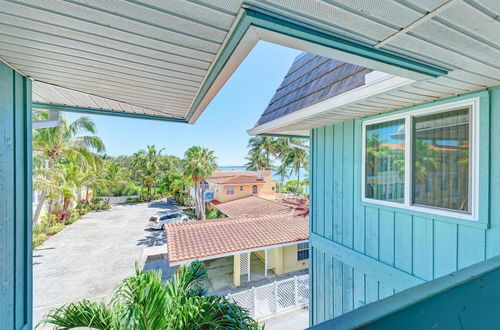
[211,170,262,178]
[205,175,265,185]
[166,213,308,264]
[210,196,308,218]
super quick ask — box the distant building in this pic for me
[205,169,276,202]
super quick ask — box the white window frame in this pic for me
[361,97,480,221]
[226,186,235,195]
[297,242,309,261]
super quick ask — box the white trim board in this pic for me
[248,74,414,136]
[169,239,309,266]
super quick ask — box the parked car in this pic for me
[148,211,189,230]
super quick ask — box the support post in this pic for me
[0,62,32,329]
[233,254,241,287]
[264,249,268,277]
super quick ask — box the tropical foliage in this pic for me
[32,111,105,224]
[245,136,309,196]
[38,262,260,330]
[183,146,217,220]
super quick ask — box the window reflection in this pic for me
[412,108,470,212]
[365,119,405,203]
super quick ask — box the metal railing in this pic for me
[227,275,309,319]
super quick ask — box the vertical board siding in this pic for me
[0,63,32,329]
[310,87,499,325]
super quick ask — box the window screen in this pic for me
[365,119,405,203]
[412,108,470,212]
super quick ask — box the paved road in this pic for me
[261,307,309,330]
[33,199,177,328]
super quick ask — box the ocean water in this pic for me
[218,166,308,183]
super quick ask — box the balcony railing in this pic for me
[227,275,309,319]
[310,255,500,329]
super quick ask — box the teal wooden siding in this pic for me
[0,62,32,329]
[313,256,500,330]
[310,86,499,326]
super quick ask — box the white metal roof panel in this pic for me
[0,0,498,126]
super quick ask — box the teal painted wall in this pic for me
[0,62,32,329]
[309,86,500,326]
[312,256,500,329]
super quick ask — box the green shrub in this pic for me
[92,197,102,204]
[126,196,142,203]
[184,209,196,219]
[66,216,78,225]
[102,203,111,210]
[79,208,88,215]
[48,223,65,235]
[206,208,223,219]
[33,222,45,235]
[33,233,47,249]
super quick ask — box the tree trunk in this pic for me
[194,182,200,219]
[200,182,206,220]
[45,201,52,235]
[33,190,46,225]
[141,179,145,200]
[85,187,90,203]
[297,166,300,196]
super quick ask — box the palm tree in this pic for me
[33,167,63,234]
[183,146,217,220]
[279,139,309,196]
[244,148,269,171]
[38,262,259,329]
[245,136,278,170]
[131,146,164,201]
[130,151,147,200]
[32,114,105,224]
[96,161,131,203]
[58,163,86,219]
[274,163,289,193]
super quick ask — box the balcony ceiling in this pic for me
[0,0,498,127]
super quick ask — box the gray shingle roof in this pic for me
[256,53,372,126]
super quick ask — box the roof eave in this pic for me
[187,7,448,124]
[247,74,414,136]
[168,239,309,266]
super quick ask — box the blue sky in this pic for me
[65,41,300,166]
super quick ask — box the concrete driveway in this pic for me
[33,199,178,327]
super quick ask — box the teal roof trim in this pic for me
[185,8,448,122]
[259,133,309,139]
[32,103,187,123]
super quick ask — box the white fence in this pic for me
[227,275,309,319]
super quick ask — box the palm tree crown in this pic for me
[183,146,217,220]
[39,262,260,329]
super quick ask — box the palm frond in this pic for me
[37,300,114,330]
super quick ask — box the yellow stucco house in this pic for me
[205,169,276,202]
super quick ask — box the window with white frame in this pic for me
[226,186,234,195]
[362,99,478,219]
[252,185,258,194]
[297,242,309,261]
